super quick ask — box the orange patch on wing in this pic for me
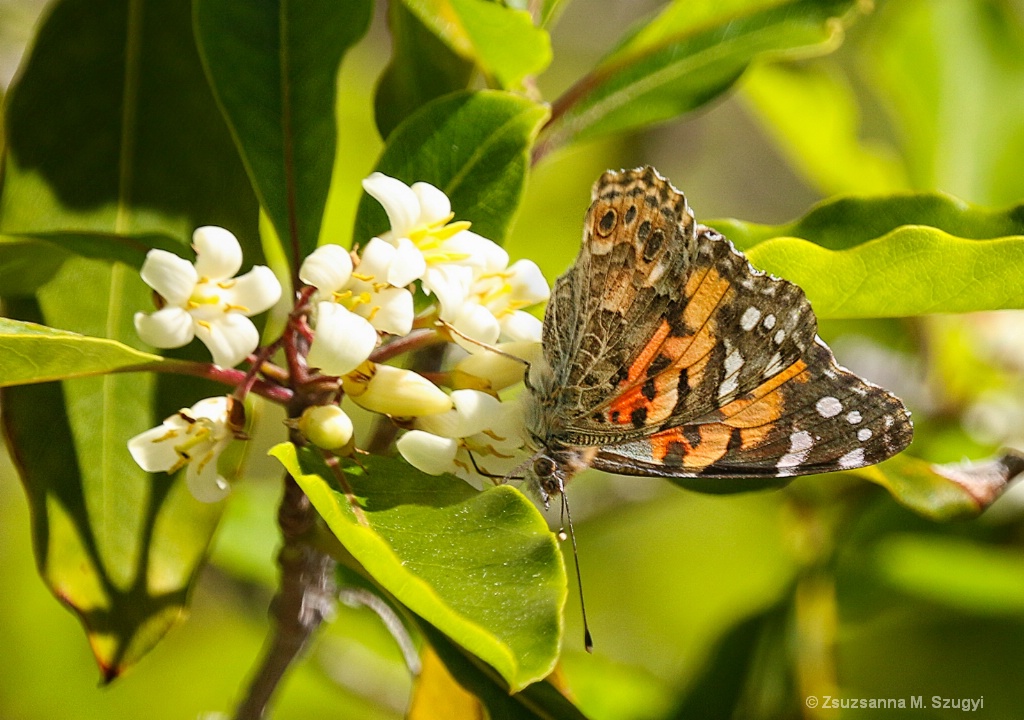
[719,360,808,428]
[622,319,671,386]
[648,424,732,469]
[683,267,731,331]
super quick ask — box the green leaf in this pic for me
[874,535,1024,614]
[374,1,474,140]
[708,193,1024,318]
[402,0,551,88]
[848,451,1024,522]
[355,90,549,245]
[0,0,259,256]
[0,240,70,295]
[270,443,565,692]
[0,317,163,387]
[194,0,372,267]
[739,61,909,196]
[537,0,858,156]
[5,230,185,269]
[1,287,224,681]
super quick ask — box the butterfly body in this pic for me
[522,167,913,499]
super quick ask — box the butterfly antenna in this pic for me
[559,485,594,652]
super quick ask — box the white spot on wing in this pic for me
[740,307,761,331]
[846,411,862,424]
[839,447,865,469]
[773,329,785,344]
[858,428,873,441]
[816,396,842,418]
[718,347,744,399]
[763,314,776,330]
[777,430,814,476]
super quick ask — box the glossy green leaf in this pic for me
[848,451,1024,522]
[374,1,474,139]
[707,193,1024,318]
[1,282,224,681]
[0,0,258,255]
[740,61,909,196]
[874,535,1024,614]
[355,90,549,245]
[403,0,551,88]
[0,317,163,386]
[0,240,69,295]
[270,443,565,692]
[4,230,184,269]
[194,0,372,267]
[0,0,257,679]
[537,0,857,156]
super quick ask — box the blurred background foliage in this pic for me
[3,0,1024,718]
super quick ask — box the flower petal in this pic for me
[127,423,183,473]
[360,286,414,336]
[411,181,451,225]
[397,430,459,475]
[186,451,231,502]
[417,389,502,438]
[140,249,198,305]
[227,265,282,315]
[506,259,550,305]
[192,226,243,280]
[443,231,508,272]
[452,303,500,349]
[499,310,543,343]
[423,265,474,321]
[135,307,195,349]
[454,341,537,392]
[363,173,420,238]
[299,244,353,293]
[308,302,379,376]
[357,237,398,280]
[387,237,427,287]
[195,313,259,367]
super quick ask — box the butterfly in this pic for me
[522,166,914,504]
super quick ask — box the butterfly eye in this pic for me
[533,456,557,478]
[597,209,617,237]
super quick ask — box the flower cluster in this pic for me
[128,174,549,501]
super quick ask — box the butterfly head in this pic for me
[523,444,598,508]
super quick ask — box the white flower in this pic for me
[128,396,235,502]
[362,173,507,313]
[300,241,414,376]
[135,226,281,368]
[397,390,528,488]
[449,259,550,347]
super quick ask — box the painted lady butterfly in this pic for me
[523,167,913,503]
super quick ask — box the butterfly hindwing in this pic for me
[591,341,913,478]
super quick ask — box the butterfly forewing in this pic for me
[529,166,912,483]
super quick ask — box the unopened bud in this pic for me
[298,404,354,451]
[342,362,453,418]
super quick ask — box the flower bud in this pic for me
[298,405,354,451]
[342,362,453,418]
